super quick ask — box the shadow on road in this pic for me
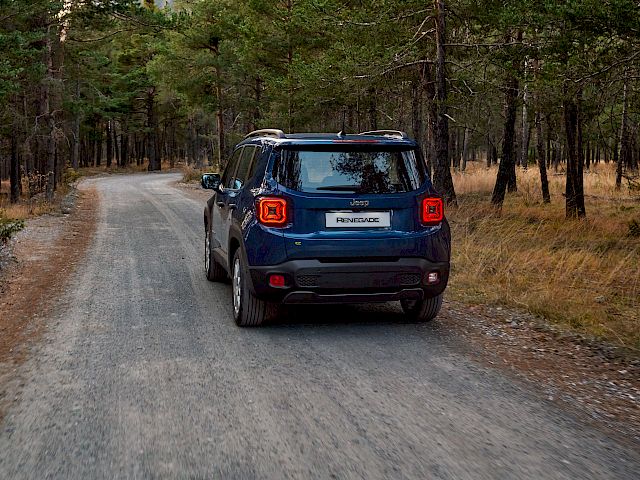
[263,303,449,334]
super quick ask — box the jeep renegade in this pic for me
[201,129,451,326]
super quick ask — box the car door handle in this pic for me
[216,201,225,207]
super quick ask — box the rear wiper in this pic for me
[315,185,360,192]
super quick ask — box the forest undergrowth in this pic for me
[449,163,640,350]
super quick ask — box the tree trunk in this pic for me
[170,125,176,168]
[411,79,423,150]
[44,26,56,202]
[250,77,262,132]
[432,0,457,205]
[22,95,33,175]
[147,88,161,171]
[617,73,630,189]
[106,120,113,168]
[563,89,586,218]
[450,128,458,169]
[215,67,225,168]
[10,135,20,203]
[585,141,591,169]
[576,93,586,215]
[138,136,145,166]
[113,123,120,166]
[120,130,128,167]
[491,40,520,207]
[486,136,492,168]
[71,80,80,171]
[368,87,378,131]
[189,118,197,166]
[422,63,436,179]
[461,127,470,171]
[95,130,102,167]
[195,122,203,169]
[533,59,550,203]
[520,60,531,169]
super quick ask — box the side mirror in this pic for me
[201,173,221,191]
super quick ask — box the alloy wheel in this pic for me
[205,229,210,273]
[232,257,242,316]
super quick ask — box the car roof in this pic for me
[237,131,418,148]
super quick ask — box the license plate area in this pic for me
[325,211,391,228]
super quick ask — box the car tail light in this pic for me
[269,274,287,288]
[421,197,444,225]
[257,197,288,227]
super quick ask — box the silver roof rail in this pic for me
[360,130,408,139]
[244,129,286,139]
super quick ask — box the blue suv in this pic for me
[202,129,451,326]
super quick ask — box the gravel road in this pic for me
[1,173,638,479]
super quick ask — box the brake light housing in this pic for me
[268,274,287,288]
[257,197,289,227]
[420,197,444,226]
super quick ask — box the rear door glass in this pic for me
[222,148,242,189]
[274,147,426,194]
[234,146,258,188]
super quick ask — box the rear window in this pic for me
[274,147,426,194]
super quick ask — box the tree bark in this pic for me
[95,128,102,167]
[422,63,436,179]
[213,53,225,168]
[533,59,550,203]
[617,73,630,189]
[147,88,161,171]
[432,0,457,205]
[411,79,423,150]
[585,141,590,169]
[450,128,458,169]
[576,93,585,215]
[71,79,80,170]
[113,122,120,166]
[10,135,20,203]
[491,40,520,207]
[368,87,378,131]
[535,107,550,204]
[106,120,113,168]
[461,127,470,171]
[251,77,262,132]
[44,25,56,201]
[520,60,530,169]
[563,88,586,218]
[120,131,128,167]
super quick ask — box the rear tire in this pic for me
[205,226,227,282]
[401,294,443,322]
[231,249,280,327]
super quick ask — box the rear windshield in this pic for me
[274,147,426,194]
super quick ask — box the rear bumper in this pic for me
[248,258,449,304]
[282,289,424,304]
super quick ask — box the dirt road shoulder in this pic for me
[0,185,98,421]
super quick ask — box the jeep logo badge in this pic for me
[350,199,369,207]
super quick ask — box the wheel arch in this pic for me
[228,229,257,294]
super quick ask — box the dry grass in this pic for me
[449,162,640,350]
[181,164,206,184]
[0,180,70,221]
[180,163,219,183]
[0,161,184,221]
